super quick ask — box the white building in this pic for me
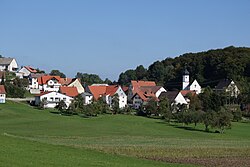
[159,91,188,112]
[67,78,85,94]
[104,86,127,109]
[0,85,6,103]
[182,69,201,94]
[87,85,127,109]
[81,92,93,105]
[38,75,62,92]
[0,58,18,72]
[35,92,73,108]
[214,79,240,97]
[17,66,38,78]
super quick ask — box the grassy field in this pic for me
[0,101,250,166]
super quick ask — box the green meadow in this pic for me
[1,101,250,166]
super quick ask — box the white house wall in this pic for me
[174,92,188,105]
[35,92,73,108]
[68,80,85,94]
[189,80,201,94]
[155,87,167,97]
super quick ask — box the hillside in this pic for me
[1,101,250,166]
[118,46,250,92]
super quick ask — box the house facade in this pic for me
[35,92,73,108]
[0,85,6,103]
[81,92,93,105]
[128,80,166,109]
[18,66,38,78]
[182,69,201,94]
[214,79,240,97]
[87,85,127,109]
[159,91,187,112]
[67,78,85,94]
[0,58,18,72]
[38,76,62,92]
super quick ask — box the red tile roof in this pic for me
[0,85,6,94]
[105,85,119,96]
[131,80,156,95]
[60,78,73,86]
[38,75,61,85]
[24,66,37,73]
[88,85,120,101]
[60,86,79,97]
[88,85,107,100]
[180,90,196,97]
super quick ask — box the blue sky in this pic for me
[1,0,250,80]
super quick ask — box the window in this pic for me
[63,98,66,101]
[50,97,53,101]
[55,97,60,101]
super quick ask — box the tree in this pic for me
[158,97,171,122]
[76,72,104,85]
[135,65,148,80]
[39,98,48,110]
[202,110,217,132]
[111,94,120,114]
[145,98,158,115]
[50,70,66,78]
[57,100,67,113]
[213,108,233,133]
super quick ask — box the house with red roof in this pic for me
[59,86,79,98]
[0,85,6,103]
[35,91,73,108]
[128,80,166,109]
[17,66,38,78]
[87,84,127,108]
[66,78,85,94]
[38,75,62,92]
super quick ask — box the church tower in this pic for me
[182,68,189,90]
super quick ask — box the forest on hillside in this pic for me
[118,46,250,93]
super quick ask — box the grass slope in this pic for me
[1,101,250,166]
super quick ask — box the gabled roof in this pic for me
[30,73,46,78]
[88,85,123,100]
[0,58,14,65]
[215,79,233,90]
[60,86,78,97]
[24,66,37,73]
[180,90,196,97]
[0,85,6,94]
[139,86,162,94]
[105,85,119,96]
[159,91,179,103]
[88,85,107,100]
[131,80,156,87]
[38,75,61,85]
[60,78,73,86]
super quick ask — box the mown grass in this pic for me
[1,101,250,166]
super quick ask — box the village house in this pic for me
[87,84,127,108]
[159,91,188,112]
[0,85,6,103]
[81,92,93,105]
[35,91,73,108]
[128,80,166,109]
[214,79,240,97]
[38,75,62,92]
[28,73,46,94]
[63,78,85,94]
[17,66,38,78]
[59,86,79,98]
[182,69,201,94]
[0,58,18,72]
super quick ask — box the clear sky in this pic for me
[1,0,250,80]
